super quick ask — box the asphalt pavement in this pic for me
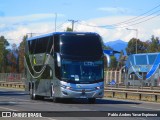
[0,87,160,120]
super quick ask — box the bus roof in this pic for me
[27,32,99,41]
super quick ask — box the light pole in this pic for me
[126,28,138,54]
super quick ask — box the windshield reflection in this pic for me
[61,60,103,83]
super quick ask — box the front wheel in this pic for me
[53,97,61,103]
[88,98,96,104]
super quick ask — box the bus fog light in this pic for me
[95,86,100,89]
[61,85,72,90]
[66,86,72,90]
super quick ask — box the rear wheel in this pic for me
[88,98,96,104]
[30,88,39,100]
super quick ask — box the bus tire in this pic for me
[30,89,38,100]
[53,97,59,103]
[88,98,96,104]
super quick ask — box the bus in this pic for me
[24,32,105,103]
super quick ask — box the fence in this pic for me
[105,69,125,86]
[0,73,25,83]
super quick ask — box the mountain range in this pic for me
[105,40,128,59]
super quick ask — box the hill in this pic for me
[105,40,128,59]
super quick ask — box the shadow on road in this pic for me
[0,91,28,96]
[43,98,140,105]
[0,90,140,105]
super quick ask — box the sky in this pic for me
[0,0,160,45]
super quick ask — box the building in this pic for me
[125,53,160,86]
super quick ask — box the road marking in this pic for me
[0,106,18,111]
[131,105,160,111]
[43,117,57,120]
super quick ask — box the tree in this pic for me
[117,50,125,69]
[18,35,28,73]
[66,27,73,32]
[110,56,118,70]
[126,38,147,55]
[0,36,9,72]
[147,35,160,52]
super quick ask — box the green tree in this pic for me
[0,36,9,72]
[126,38,147,55]
[18,35,28,73]
[110,56,118,69]
[66,27,73,32]
[117,50,125,68]
[147,35,160,52]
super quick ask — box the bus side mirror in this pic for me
[104,54,111,67]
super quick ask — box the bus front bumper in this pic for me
[60,88,104,98]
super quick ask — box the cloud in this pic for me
[0,13,160,46]
[97,7,128,14]
[73,16,160,43]
[0,13,65,44]
[153,29,160,36]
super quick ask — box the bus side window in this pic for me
[54,35,60,52]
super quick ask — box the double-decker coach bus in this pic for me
[24,32,105,103]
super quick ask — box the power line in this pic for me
[111,3,160,26]
[56,20,69,30]
[124,12,160,27]
[77,3,160,29]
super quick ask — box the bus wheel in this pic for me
[53,97,60,103]
[88,98,96,104]
[30,89,38,100]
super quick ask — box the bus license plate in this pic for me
[80,96,87,98]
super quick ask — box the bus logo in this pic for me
[77,85,81,88]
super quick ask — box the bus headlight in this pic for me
[66,86,72,90]
[95,86,103,90]
[61,85,72,90]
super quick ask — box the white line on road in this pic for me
[0,106,18,111]
[131,105,160,111]
[43,117,57,120]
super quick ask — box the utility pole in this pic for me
[55,13,57,32]
[26,33,37,38]
[68,20,78,31]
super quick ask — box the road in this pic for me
[0,87,160,120]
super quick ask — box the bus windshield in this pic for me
[61,60,103,83]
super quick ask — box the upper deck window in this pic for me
[28,36,53,54]
[60,34,103,57]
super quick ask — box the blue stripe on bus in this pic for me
[146,53,160,79]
